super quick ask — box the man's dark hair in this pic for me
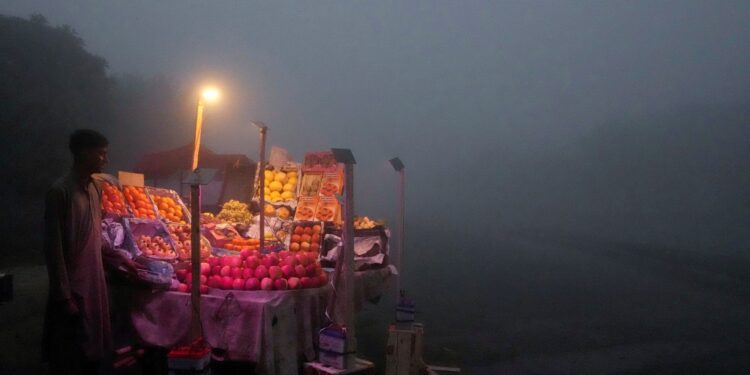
[69,129,108,157]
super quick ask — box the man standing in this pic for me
[42,129,113,374]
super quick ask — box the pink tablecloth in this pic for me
[130,266,394,375]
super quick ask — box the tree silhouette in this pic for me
[0,14,114,263]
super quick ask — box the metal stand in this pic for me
[254,122,268,251]
[330,148,358,369]
[183,168,218,340]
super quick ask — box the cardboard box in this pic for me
[295,196,319,221]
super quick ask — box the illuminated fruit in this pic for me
[245,257,260,269]
[260,277,273,290]
[282,183,295,192]
[152,195,184,222]
[254,265,268,279]
[269,181,283,192]
[123,186,156,219]
[268,253,280,266]
[273,172,287,184]
[137,234,175,258]
[264,170,274,181]
[245,278,260,290]
[221,276,233,290]
[306,264,317,277]
[101,183,129,216]
[220,266,231,277]
[295,264,306,278]
[288,277,300,289]
[277,207,291,220]
[274,278,288,290]
[216,200,252,224]
[300,277,312,288]
[283,255,298,267]
[268,266,282,279]
[281,191,294,200]
[281,265,294,278]
[264,204,275,216]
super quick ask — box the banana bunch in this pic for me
[216,200,253,224]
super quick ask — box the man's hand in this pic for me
[122,258,140,275]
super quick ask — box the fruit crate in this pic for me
[101,182,134,218]
[123,218,179,261]
[167,222,212,261]
[122,185,159,220]
[289,221,323,253]
[253,164,301,205]
[320,224,390,270]
[168,338,211,373]
[147,187,191,224]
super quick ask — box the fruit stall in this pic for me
[99,150,394,374]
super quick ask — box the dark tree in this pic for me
[0,14,114,264]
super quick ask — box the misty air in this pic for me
[1,2,749,375]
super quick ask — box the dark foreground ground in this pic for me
[3,232,750,374]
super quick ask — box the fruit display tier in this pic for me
[147,187,191,224]
[123,218,178,261]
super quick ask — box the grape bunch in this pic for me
[216,200,253,224]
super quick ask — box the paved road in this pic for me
[401,232,750,374]
[4,234,750,374]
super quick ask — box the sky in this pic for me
[2,0,749,246]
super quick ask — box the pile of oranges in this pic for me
[123,186,157,219]
[226,237,260,252]
[101,183,129,216]
[153,195,186,223]
[289,223,322,252]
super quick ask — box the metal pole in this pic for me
[342,162,357,363]
[190,182,201,338]
[189,98,204,339]
[396,168,405,302]
[258,126,267,251]
[191,99,205,171]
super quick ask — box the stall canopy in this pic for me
[133,144,255,209]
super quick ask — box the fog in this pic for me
[2,1,750,373]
